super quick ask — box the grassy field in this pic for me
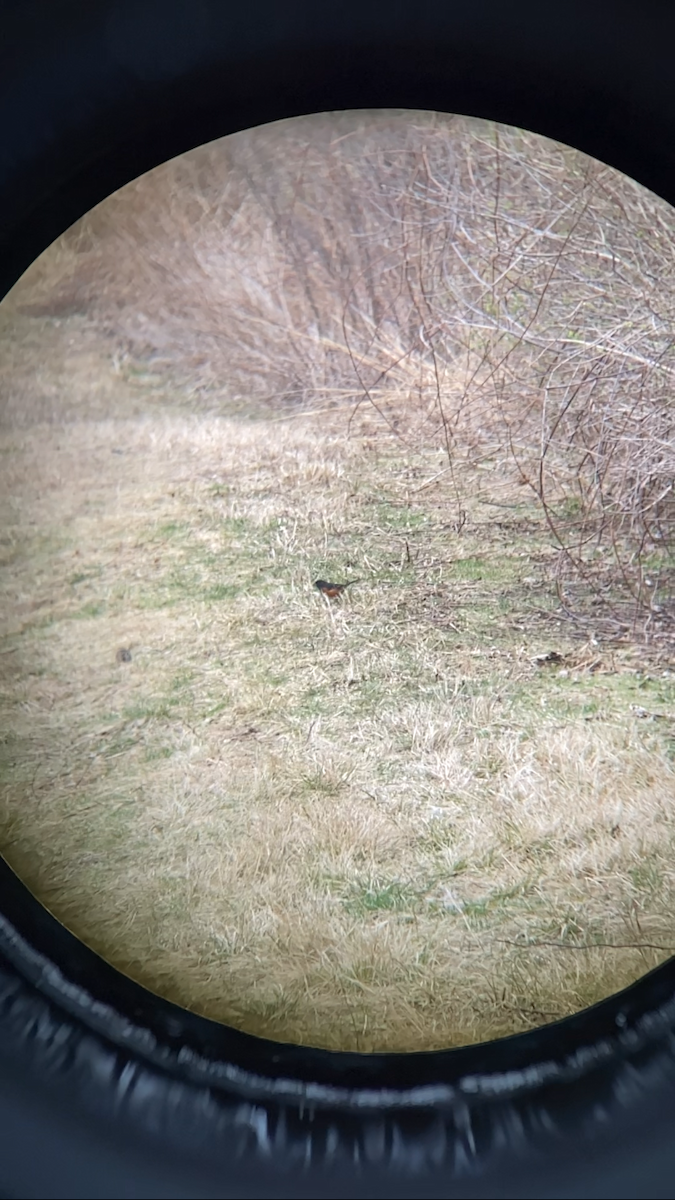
[1,312,674,1052]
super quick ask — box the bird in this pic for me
[314,578,361,599]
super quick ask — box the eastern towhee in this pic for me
[314,579,360,599]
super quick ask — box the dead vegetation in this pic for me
[12,111,674,637]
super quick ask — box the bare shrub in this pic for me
[10,112,675,639]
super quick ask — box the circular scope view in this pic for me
[0,111,673,1051]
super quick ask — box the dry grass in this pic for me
[1,325,674,1051]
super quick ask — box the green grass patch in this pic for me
[1,405,674,1056]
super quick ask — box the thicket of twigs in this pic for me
[16,112,675,640]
